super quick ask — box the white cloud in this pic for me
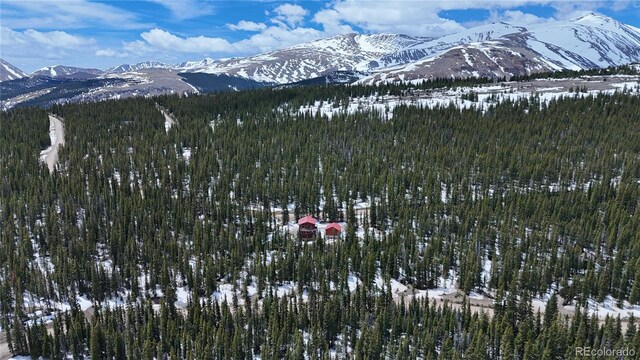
[112,1,569,59]
[502,10,547,24]
[611,0,639,11]
[0,26,97,71]
[312,8,356,34]
[1,26,94,49]
[310,0,630,37]
[140,28,239,53]
[227,21,268,32]
[122,40,156,56]
[26,30,94,48]
[471,9,549,27]
[129,25,330,56]
[237,25,324,52]
[273,4,309,27]
[313,0,469,37]
[550,1,605,20]
[1,0,147,29]
[148,0,215,20]
[95,49,129,58]
[128,3,329,57]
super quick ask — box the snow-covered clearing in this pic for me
[298,76,640,119]
[39,114,65,172]
[249,200,371,224]
[530,295,640,322]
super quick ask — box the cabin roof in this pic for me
[326,223,341,232]
[297,215,317,225]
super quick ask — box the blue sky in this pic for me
[1,0,639,72]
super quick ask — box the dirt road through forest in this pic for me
[40,114,65,172]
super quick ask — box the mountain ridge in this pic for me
[358,13,640,84]
[1,12,639,108]
[31,65,104,79]
[2,13,639,85]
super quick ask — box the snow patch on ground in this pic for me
[584,297,640,319]
[297,76,640,120]
[182,147,192,163]
[175,286,190,308]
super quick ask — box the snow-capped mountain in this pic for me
[31,65,104,79]
[174,13,639,85]
[176,33,431,84]
[7,13,640,87]
[0,58,27,82]
[3,12,639,109]
[360,13,640,84]
[523,13,640,70]
[375,22,526,68]
[177,57,217,71]
[107,61,172,73]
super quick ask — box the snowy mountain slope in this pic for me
[177,57,217,71]
[522,13,640,70]
[176,14,639,85]
[107,61,172,73]
[4,12,639,101]
[0,58,28,82]
[376,22,526,68]
[174,23,524,83]
[360,13,640,84]
[1,69,197,110]
[281,70,369,87]
[176,33,430,84]
[31,65,104,79]
[361,42,554,84]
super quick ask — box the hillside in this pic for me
[2,75,640,358]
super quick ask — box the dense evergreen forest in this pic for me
[1,83,640,359]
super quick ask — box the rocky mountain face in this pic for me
[1,12,639,108]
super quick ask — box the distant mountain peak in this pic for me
[0,58,28,82]
[107,61,171,73]
[571,12,617,26]
[31,65,103,79]
[573,12,609,21]
[34,65,60,72]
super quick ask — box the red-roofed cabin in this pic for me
[298,216,317,239]
[325,223,341,239]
